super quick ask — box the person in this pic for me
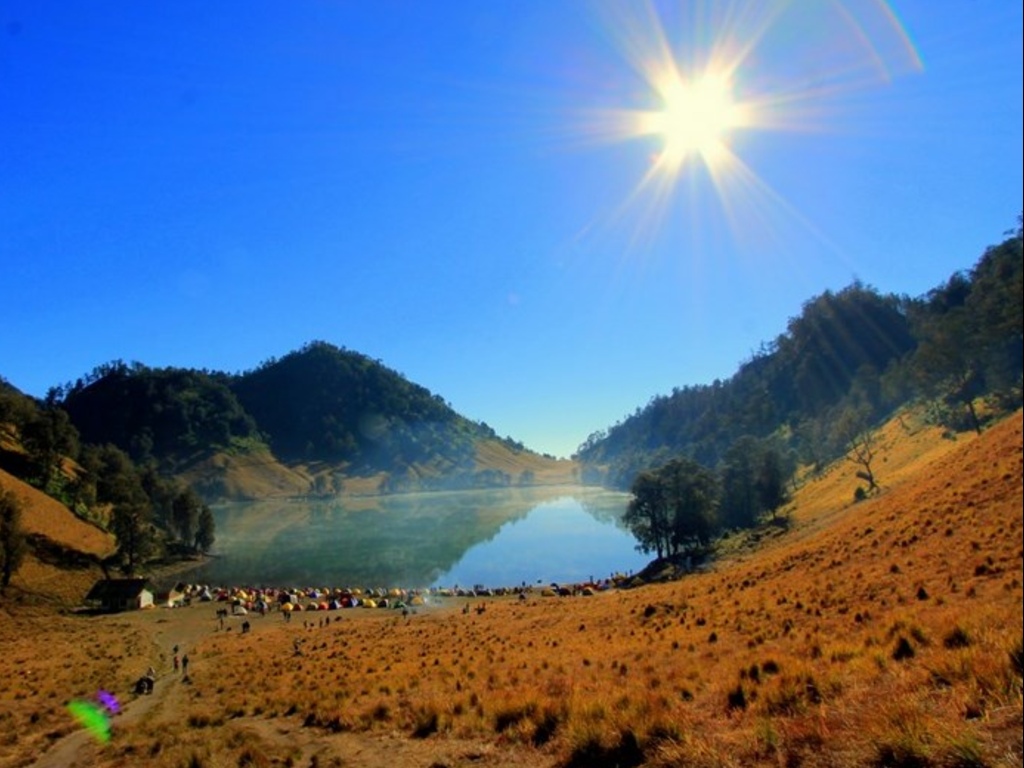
[173,654,179,672]
[181,654,189,675]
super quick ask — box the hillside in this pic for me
[52,342,574,501]
[174,437,579,501]
[578,225,1022,489]
[0,467,114,607]
[2,410,1019,768]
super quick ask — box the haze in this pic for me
[1,1,1021,457]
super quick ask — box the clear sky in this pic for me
[2,1,1021,459]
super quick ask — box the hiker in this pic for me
[173,654,179,672]
[181,654,189,675]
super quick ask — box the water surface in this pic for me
[190,486,647,589]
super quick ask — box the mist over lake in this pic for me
[190,486,648,589]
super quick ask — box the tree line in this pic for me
[54,341,522,489]
[0,381,215,581]
[579,217,1022,492]
[597,217,1022,560]
[624,437,791,560]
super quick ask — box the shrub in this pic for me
[893,637,915,661]
[563,729,644,768]
[764,679,804,717]
[531,706,563,747]
[494,702,536,733]
[943,733,988,768]
[873,740,931,768]
[726,684,747,712]
[411,707,440,739]
[942,627,972,650]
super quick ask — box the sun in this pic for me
[640,71,743,169]
[572,1,924,250]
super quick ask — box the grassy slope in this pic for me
[176,448,314,500]
[178,439,580,500]
[1,409,1021,768]
[0,468,113,559]
[472,439,579,485]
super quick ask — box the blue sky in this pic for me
[1,1,1021,459]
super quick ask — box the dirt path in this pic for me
[28,600,548,768]
[29,603,222,768]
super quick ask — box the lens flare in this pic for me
[575,0,923,250]
[97,690,121,714]
[66,701,111,744]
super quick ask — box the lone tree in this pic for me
[172,488,203,548]
[111,500,156,575]
[835,406,880,495]
[625,470,671,559]
[194,505,215,554]
[661,457,718,553]
[756,446,791,520]
[0,488,27,593]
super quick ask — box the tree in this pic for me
[835,406,880,495]
[81,443,145,507]
[194,506,215,554]
[111,500,155,574]
[719,437,761,530]
[624,458,719,559]
[911,305,985,434]
[140,465,177,531]
[625,470,671,558]
[21,395,79,494]
[0,489,27,593]
[171,488,202,547]
[755,446,790,520]
[660,458,719,552]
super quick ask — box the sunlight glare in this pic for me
[641,71,745,169]
[577,0,924,253]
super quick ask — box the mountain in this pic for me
[61,362,262,464]
[56,342,575,500]
[229,341,483,469]
[576,223,1023,489]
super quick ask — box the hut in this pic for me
[85,579,155,612]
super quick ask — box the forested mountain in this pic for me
[54,342,516,480]
[229,341,487,471]
[61,363,262,464]
[576,219,1023,490]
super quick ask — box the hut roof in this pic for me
[85,578,151,602]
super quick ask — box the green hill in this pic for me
[576,223,1022,489]
[53,342,575,500]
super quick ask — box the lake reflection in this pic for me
[190,486,649,588]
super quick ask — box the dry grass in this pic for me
[0,606,154,768]
[0,468,114,558]
[2,409,1021,768]
[178,438,578,500]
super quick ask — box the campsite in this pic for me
[1,408,1021,768]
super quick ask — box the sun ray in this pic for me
[570,0,925,255]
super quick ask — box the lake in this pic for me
[189,486,649,589]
